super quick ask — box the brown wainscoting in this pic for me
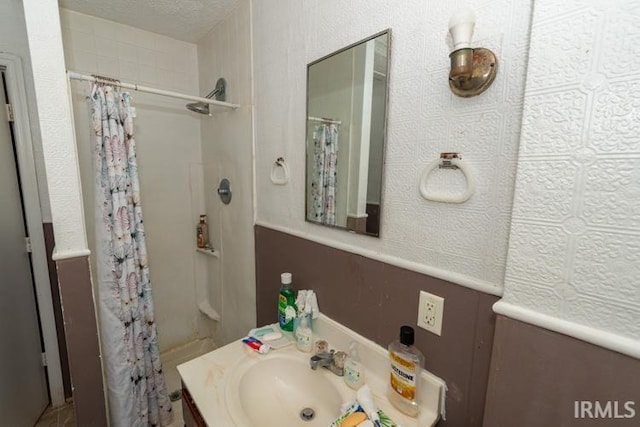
[484,315,640,427]
[43,223,72,399]
[255,225,499,427]
[56,255,107,426]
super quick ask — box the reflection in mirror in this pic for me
[305,30,390,237]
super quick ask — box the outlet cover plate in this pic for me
[417,291,444,336]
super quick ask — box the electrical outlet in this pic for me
[417,291,444,336]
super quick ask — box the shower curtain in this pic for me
[89,83,173,427]
[310,122,339,225]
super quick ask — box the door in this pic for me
[0,72,49,425]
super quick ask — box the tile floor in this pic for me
[33,338,216,427]
[34,401,75,427]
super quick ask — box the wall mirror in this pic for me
[305,30,390,237]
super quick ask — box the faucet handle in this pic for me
[333,351,347,369]
[313,339,329,355]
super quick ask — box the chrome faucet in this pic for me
[310,351,334,369]
[310,350,345,376]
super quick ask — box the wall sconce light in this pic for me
[448,8,497,97]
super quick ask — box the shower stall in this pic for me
[68,68,237,350]
[61,2,255,424]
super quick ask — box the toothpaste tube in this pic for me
[242,336,271,354]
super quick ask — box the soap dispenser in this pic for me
[343,341,365,390]
[295,315,313,352]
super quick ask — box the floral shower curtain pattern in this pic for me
[310,122,339,225]
[89,83,173,427]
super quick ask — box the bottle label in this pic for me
[196,225,204,248]
[344,364,361,385]
[296,331,311,349]
[278,294,292,330]
[389,350,417,401]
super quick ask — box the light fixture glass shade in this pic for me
[449,8,476,51]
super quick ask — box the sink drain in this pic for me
[300,407,315,421]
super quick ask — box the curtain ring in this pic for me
[419,155,476,203]
[270,157,290,185]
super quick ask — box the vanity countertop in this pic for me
[177,314,446,427]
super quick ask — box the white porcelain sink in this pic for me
[226,354,344,427]
[177,314,446,427]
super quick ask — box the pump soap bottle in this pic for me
[388,325,424,417]
[277,272,296,332]
[344,341,365,390]
[295,315,313,352]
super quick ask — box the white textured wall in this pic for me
[0,0,51,222]
[22,0,87,255]
[197,0,255,345]
[253,0,533,293]
[60,9,206,352]
[503,0,640,343]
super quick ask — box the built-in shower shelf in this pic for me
[196,247,220,258]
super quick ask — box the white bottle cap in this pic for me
[281,272,292,284]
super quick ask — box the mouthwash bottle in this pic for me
[278,273,296,331]
[388,325,424,417]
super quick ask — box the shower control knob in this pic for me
[217,178,232,204]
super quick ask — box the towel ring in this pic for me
[270,157,290,185]
[419,153,476,203]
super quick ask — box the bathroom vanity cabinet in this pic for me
[182,383,207,427]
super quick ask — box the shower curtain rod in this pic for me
[307,116,342,125]
[67,71,240,109]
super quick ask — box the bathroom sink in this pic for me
[177,314,446,427]
[226,354,345,427]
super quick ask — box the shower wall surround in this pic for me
[61,9,205,352]
[197,0,256,345]
[252,0,533,293]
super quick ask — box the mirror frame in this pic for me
[304,29,391,237]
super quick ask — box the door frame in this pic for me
[0,53,65,406]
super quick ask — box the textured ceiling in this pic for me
[59,0,239,42]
